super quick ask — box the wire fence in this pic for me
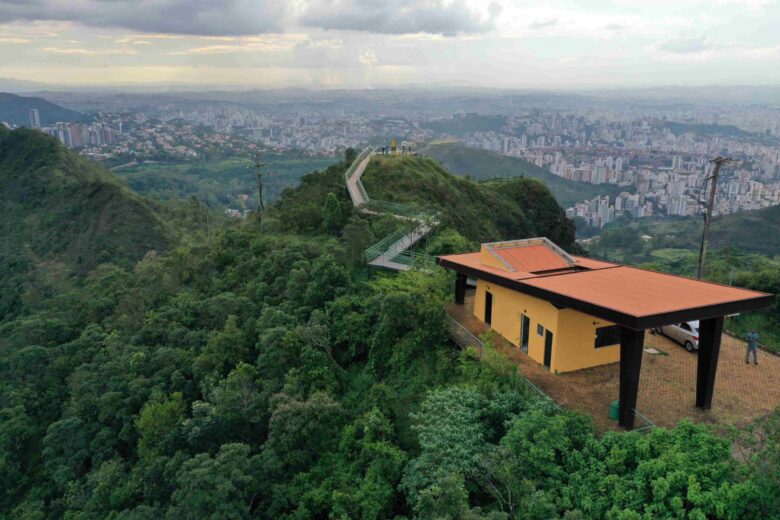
[445,315,564,411]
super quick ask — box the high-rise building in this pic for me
[28,108,40,129]
[501,136,510,155]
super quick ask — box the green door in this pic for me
[520,314,530,353]
[544,329,553,369]
[484,291,493,326]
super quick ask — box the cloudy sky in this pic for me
[1,0,779,89]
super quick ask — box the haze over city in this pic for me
[1,0,780,89]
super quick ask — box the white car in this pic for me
[654,321,700,352]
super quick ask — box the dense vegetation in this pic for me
[0,129,177,321]
[115,154,336,211]
[361,154,578,250]
[1,133,778,519]
[620,208,780,257]
[422,142,626,207]
[0,93,87,127]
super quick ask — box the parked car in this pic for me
[654,321,699,352]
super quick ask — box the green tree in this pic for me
[322,192,343,235]
[341,215,375,266]
[166,443,260,520]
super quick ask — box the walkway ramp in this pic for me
[344,147,440,272]
[367,220,434,271]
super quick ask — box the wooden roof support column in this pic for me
[619,327,645,430]
[696,316,724,410]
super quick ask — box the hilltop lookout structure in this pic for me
[437,238,772,430]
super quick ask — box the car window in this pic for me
[680,323,691,331]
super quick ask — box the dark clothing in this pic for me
[746,332,759,365]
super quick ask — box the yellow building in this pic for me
[439,238,620,373]
[437,237,772,429]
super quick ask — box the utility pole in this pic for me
[253,152,268,233]
[696,156,732,279]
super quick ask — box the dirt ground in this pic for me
[448,292,780,432]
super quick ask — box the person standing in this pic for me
[745,329,759,366]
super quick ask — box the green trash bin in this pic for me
[609,400,620,421]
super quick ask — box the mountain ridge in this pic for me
[0,92,87,126]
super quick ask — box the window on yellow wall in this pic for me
[595,325,621,348]
[537,324,544,336]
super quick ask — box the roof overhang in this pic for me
[437,256,773,330]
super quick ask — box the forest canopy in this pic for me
[0,133,778,519]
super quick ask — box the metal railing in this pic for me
[446,315,484,354]
[344,146,441,269]
[364,224,415,263]
[631,408,656,433]
[391,250,437,269]
[523,378,563,411]
[344,147,374,205]
[445,315,564,411]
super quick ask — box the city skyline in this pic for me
[1,0,780,89]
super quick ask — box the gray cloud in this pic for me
[658,36,714,54]
[528,18,558,30]
[299,0,500,36]
[0,0,286,36]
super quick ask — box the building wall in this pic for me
[554,309,620,372]
[474,279,620,373]
[474,280,559,369]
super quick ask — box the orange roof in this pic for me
[523,266,768,318]
[437,238,772,329]
[438,251,616,282]
[497,244,570,272]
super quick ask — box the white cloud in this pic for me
[657,36,714,54]
[358,48,378,65]
[42,46,137,55]
[0,37,29,44]
[528,18,558,30]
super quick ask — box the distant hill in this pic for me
[0,92,87,126]
[0,128,172,318]
[422,114,508,136]
[361,154,578,250]
[421,142,626,208]
[646,205,780,256]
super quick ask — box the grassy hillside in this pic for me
[0,129,173,318]
[361,154,578,250]
[0,92,87,126]
[422,142,626,207]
